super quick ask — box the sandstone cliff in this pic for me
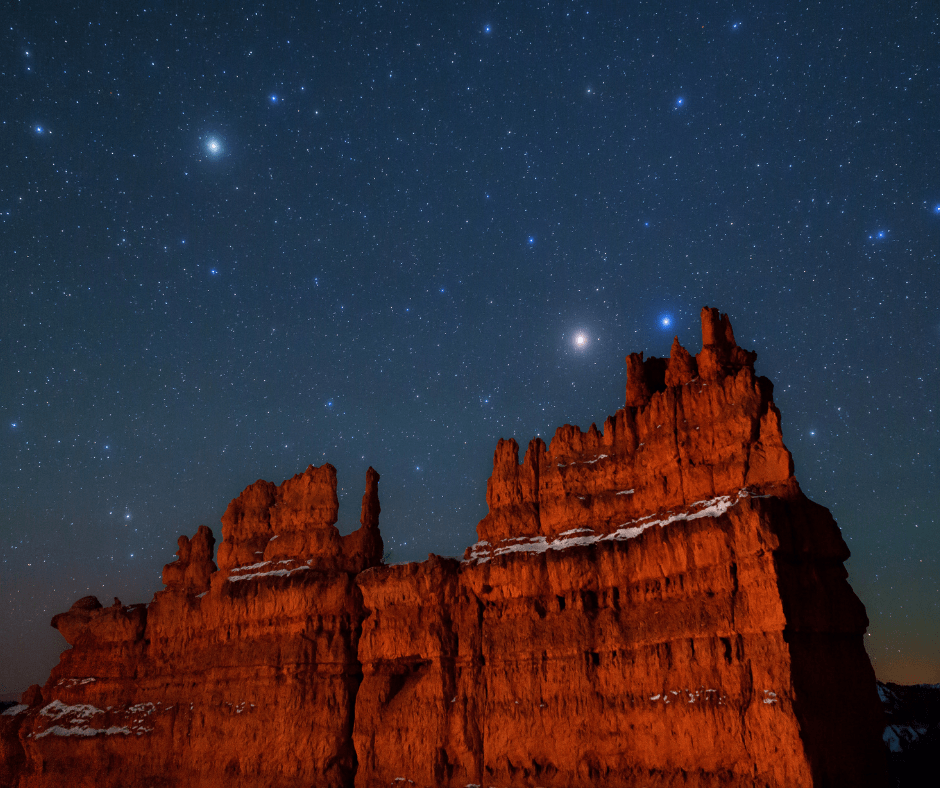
[0,308,888,787]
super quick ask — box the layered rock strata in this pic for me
[1,465,383,788]
[0,308,888,787]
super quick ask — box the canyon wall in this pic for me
[0,308,888,787]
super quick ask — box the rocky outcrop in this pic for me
[0,309,889,787]
[161,524,216,593]
[217,463,383,574]
[477,307,791,549]
[1,467,383,788]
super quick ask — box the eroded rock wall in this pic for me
[355,492,885,788]
[1,466,383,788]
[0,309,888,787]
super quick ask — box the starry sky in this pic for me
[2,2,938,695]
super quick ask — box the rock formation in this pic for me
[0,308,889,787]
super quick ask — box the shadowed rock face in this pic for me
[0,309,888,788]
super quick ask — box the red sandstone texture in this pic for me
[0,308,888,787]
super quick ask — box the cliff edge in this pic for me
[0,308,888,787]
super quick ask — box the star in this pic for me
[660,315,672,328]
[574,333,588,348]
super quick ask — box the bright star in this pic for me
[484,24,492,34]
[933,204,940,215]
[675,97,684,108]
[574,334,588,348]
[206,137,223,156]
[527,236,535,245]
[661,315,672,328]
[269,94,278,104]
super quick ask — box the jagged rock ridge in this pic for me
[0,308,888,787]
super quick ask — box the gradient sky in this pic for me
[2,2,938,694]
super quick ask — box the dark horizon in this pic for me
[2,2,938,693]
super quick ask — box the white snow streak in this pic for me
[34,725,132,740]
[467,490,753,562]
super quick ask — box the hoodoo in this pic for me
[0,308,888,787]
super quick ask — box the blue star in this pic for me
[210,268,218,275]
[205,137,223,156]
[933,204,940,215]
[659,314,673,329]
[869,229,888,241]
[528,236,536,246]
[484,24,492,34]
[674,97,684,108]
[269,94,279,104]
[732,22,741,30]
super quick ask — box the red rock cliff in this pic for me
[1,466,383,788]
[0,309,888,788]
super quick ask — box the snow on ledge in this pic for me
[228,566,311,582]
[227,558,314,583]
[2,704,27,716]
[466,489,757,563]
[40,700,104,721]
[34,725,133,740]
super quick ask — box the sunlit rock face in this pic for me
[0,309,888,788]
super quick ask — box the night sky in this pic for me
[2,2,938,695]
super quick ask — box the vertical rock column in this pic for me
[354,557,483,788]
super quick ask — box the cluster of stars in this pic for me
[2,0,938,695]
